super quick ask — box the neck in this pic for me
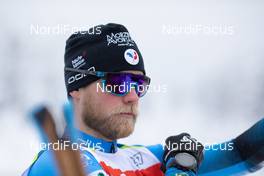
[80,124,113,142]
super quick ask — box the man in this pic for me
[23,23,264,176]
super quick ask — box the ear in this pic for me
[69,90,81,100]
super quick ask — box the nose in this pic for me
[123,88,139,104]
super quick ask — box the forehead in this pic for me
[120,70,144,75]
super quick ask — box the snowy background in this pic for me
[0,0,264,175]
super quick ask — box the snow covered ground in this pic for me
[0,0,264,175]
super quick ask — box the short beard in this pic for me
[82,101,137,140]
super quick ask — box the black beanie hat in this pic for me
[64,23,145,95]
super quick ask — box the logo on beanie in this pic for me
[124,49,139,65]
[72,55,86,69]
[67,66,95,85]
[107,32,135,46]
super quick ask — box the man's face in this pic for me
[76,70,142,140]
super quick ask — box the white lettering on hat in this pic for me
[107,32,135,46]
[124,49,139,65]
[68,67,95,84]
[72,55,86,69]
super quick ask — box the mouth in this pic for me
[118,112,136,118]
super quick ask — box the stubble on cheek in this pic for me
[82,98,138,140]
[80,84,139,140]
